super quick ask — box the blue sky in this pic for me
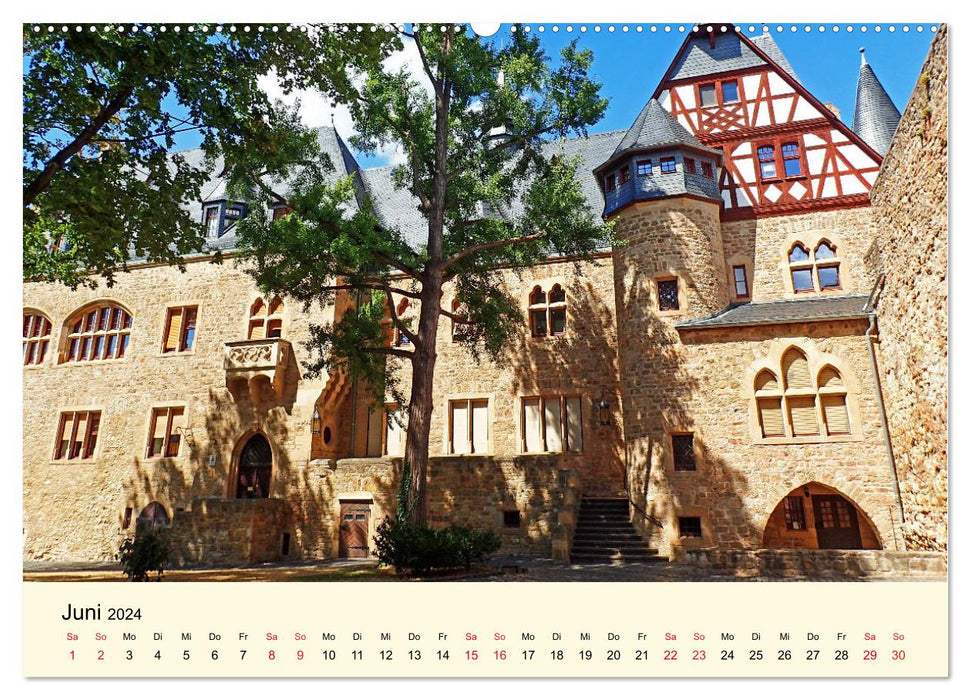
[157,23,936,167]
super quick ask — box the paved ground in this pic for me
[22,557,941,583]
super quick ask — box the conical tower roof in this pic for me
[853,49,902,156]
[610,98,704,159]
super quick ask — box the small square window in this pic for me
[699,83,717,107]
[672,434,696,471]
[660,157,677,174]
[721,80,739,103]
[636,160,652,176]
[791,268,814,293]
[619,166,631,184]
[605,174,616,192]
[818,265,841,290]
[678,516,703,538]
[657,279,680,311]
[701,162,714,179]
[503,510,522,528]
[685,158,696,174]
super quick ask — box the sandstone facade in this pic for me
[867,26,948,551]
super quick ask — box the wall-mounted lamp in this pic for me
[803,486,812,498]
[311,406,321,435]
[174,426,196,447]
[597,388,612,427]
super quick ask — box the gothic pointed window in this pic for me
[788,244,814,293]
[814,241,841,290]
[788,240,843,294]
[528,284,567,337]
[754,349,854,440]
[248,296,284,339]
[394,298,412,346]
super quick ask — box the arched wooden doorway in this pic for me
[763,483,882,550]
[135,502,170,535]
[235,434,272,499]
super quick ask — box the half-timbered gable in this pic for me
[654,26,885,219]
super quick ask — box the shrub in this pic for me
[372,519,502,576]
[118,530,170,581]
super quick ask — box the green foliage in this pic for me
[372,518,502,575]
[117,531,170,582]
[23,24,396,287]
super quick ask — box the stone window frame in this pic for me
[654,274,687,316]
[247,295,285,340]
[443,393,495,456]
[675,513,707,543]
[668,431,700,473]
[160,304,200,356]
[780,232,851,298]
[726,255,752,301]
[526,279,568,339]
[23,308,53,368]
[744,341,863,445]
[517,394,584,455]
[51,406,103,462]
[144,403,188,460]
[59,300,134,365]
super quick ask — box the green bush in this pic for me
[372,519,502,575]
[118,530,170,581]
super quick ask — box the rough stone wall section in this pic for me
[685,548,947,580]
[868,26,948,551]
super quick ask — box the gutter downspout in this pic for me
[864,274,906,546]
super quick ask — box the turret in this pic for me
[853,49,902,156]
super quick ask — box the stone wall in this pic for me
[170,497,289,566]
[685,548,947,580]
[867,27,948,551]
[387,255,627,498]
[22,258,334,562]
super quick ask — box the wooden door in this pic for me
[236,434,272,499]
[812,495,863,549]
[339,502,371,558]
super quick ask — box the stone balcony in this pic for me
[224,338,291,400]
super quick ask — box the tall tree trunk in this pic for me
[403,272,442,525]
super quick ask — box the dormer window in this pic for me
[685,158,696,174]
[272,205,293,222]
[701,162,714,179]
[660,157,676,174]
[204,205,221,238]
[636,160,652,176]
[618,166,631,184]
[604,173,616,193]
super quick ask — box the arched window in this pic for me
[528,284,567,337]
[135,502,170,535]
[62,303,132,363]
[754,349,852,439]
[23,311,52,365]
[248,296,284,339]
[788,240,842,294]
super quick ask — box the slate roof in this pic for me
[608,99,707,161]
[675,294,872,330]
[853,51,902,156]
[667,30,800,83]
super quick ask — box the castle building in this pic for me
[23,26,947,569]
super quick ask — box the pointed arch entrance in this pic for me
[763,483,882,550]
[235,433,273,499]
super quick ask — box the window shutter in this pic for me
[544,399,563,452]
[167,408,185,457]
[788,396,819,436]
[523,398,542,452]
[818,366,843,388]
[566,397,583,452]
[822,395,850,434]
[385,409,405,456]
[755,370,779,392]
[758,398,785,437]
[150,411,167,456]
[471,400,489,454]
[248,319,266,340]
[163,308,183,352]
[783,352,812,389]
[366,408,383,457]
[450,402,469,454]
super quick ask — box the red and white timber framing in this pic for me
[653,31,884,221]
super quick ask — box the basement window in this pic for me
[678,516,703,539]
[503,510,522,528]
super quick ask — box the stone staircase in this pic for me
[570,498,666,564]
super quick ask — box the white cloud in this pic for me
[257,33,431,168]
